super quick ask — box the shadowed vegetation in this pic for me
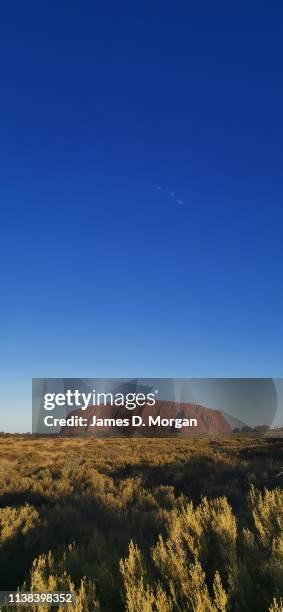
[0,435,282,611]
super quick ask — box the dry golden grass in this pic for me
[0,435,282,611]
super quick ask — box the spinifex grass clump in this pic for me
[120,487,283,612]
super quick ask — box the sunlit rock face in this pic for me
[134,378,277,429]
[61,400,232,437]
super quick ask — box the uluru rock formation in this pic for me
[60,400,231,436]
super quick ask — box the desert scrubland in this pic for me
[0,435,282,611]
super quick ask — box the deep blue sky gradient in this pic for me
[0,2,283,430]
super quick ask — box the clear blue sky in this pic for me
[0,2,283,431]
